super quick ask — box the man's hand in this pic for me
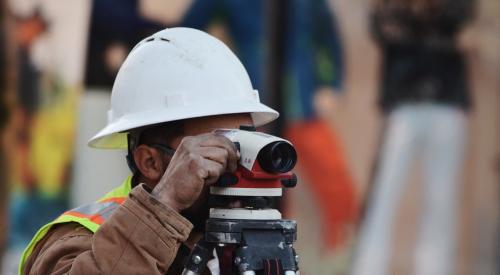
[313,86,343,120]
[151,133,239,212]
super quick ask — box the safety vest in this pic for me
[18,176,133,275]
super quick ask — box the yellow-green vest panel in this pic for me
[18,176,133,275]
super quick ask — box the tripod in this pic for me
[182,208,299,275]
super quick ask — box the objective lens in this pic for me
[258,141,297,173]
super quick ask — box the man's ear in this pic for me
[133,144,167,183]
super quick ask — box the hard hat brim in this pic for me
[88,100,279,149]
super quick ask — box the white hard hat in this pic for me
[88,27,278,149]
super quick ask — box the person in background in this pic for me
[85,0,164,87]
[182,0,359,252]
[283,0,358,251]
[180,0,265,96]
[352,0,475,274]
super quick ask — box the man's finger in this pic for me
[199,134,236,151]
[202,158,225,185]
[196,147,229,170]
[197,146,237,172]
[199,134,238,170]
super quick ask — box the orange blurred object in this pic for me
[286,119,358,250]
[15,15,47,48]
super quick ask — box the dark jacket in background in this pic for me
[371,0,475,113]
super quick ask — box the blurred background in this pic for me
[0,0,499,274]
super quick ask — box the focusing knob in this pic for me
[281,174,298,188]
[243,197,269,208]
[233,142,241,152]
[215,174,239,187]
[239,125,256,131]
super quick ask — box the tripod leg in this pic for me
[181,239,215,275]
[240,269,296,275]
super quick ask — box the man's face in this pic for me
[165,113,253,231]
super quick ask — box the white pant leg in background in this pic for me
[414,105,467,275]
[352,105,423,275]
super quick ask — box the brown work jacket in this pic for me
[22,184,214,275]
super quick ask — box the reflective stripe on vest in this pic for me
[19,176,133,275]
[63,197,126,225]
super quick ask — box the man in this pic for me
[19,27,279,274]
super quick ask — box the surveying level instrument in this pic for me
[182,127,299,275]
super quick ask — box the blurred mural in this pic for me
[0,1,9,271]
[0,0,499,275]
[1,1,89,274]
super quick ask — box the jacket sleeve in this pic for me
[24,184,193,275]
